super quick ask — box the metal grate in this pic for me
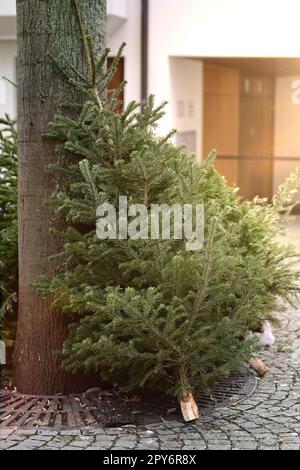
[196,366,257,412]
[0,392,97,430]
[0,366,256,430]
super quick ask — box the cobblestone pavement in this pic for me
[0,306,300,451]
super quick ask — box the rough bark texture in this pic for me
[14,0,106,394]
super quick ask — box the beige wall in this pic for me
[274,76,300,194]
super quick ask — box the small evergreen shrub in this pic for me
[0,117,18,370]
[36,36,300,400]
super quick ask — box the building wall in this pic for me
[0,40,17,118]
[0,0,139,116]
[148,0,300,148]
[108,0,128,19]
[0,0,16,17]
[107,0,141,106]
[274,76,300,193]
[169,58,203,159]
[150,0,300,59]
[2,0,300,186]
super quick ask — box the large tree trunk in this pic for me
[14,0,106,395]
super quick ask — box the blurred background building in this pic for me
[1,0,300,200]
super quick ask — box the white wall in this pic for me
[107,0,128,37]
[0,0,16,40]
[0,0,16,17]
[0,0,140,115]
[107,0,128,19]
[4,0,300,163]
[107,0,141,106]
[149,0,300,147]
[0,40,17,118]
[150,0,300,59]
[169,58,203,159]
[274,76,300,193]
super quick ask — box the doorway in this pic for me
[203,61,274,200]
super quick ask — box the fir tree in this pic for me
[0,116,18,371]
[37,8,300,403]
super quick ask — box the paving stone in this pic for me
[86,444,113,450]
[17,430,37,436]
[137,438,160,449]
[95,435,115,443]
[7,445,35,451]
[232,442,258,450]
[0,441,16,450]
[5,435,26,443]
[113,442,136,449]
[280,444,300,450]
[207,444,232,450]
[29,435,54,442]
[37,430,58,437]
[44,438,72,448]
[0,430,14,439]
[2,304,300,450]
[60,430,81,436]
[60,446,82,450]
[182,444,206,450]
[68,439,93,448]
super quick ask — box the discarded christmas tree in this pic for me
[0,117,18,311]
[37,13,300,420]
[0,117,18,374]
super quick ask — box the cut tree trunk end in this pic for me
[180,391,200,422]
[249,357,269,377]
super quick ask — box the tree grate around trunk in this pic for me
[0,366,256,429]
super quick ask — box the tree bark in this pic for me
[14,0,106,395]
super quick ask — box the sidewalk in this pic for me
[0,304,299,451]
[1,218,300,451]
